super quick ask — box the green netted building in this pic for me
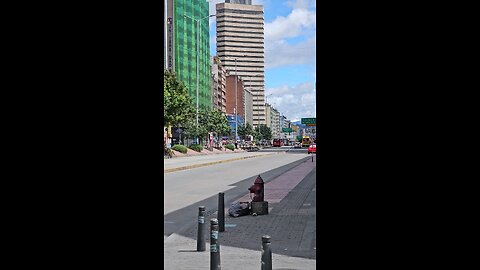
[166,0,211,111]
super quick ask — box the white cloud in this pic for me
[265,82,316,121]
[285,0,316,9]
[265,8,316,41]
[264,0,316,69]
[265,36,315,68]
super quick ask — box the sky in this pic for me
[208,0,316,122]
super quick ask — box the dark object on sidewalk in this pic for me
[248,175,269,215]
[261,235,272,270]
[218,192,225,232]
[312,155,313,162]
[210,218,221,270]
[197,206,206,251]
[252,201,269,215]
[248,175,265,202]
[228,202,251,217]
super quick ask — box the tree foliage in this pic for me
[238,122,254,140]
[254,124,272,141]
[183,109,230,143]
[164,70,196,128]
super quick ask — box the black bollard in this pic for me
[210,218,221,270]
[312,155,313,162]
[218,192,225,232]
[197,206,206,251]
[261,235,272,270]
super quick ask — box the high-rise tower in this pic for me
[167,0,212,111]
[216,1,265,127]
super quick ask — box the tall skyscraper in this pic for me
[167,0,212,111]
[216,1,265,127]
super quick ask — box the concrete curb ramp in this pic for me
[164,152,280,173]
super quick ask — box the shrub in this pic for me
[189,144,203,152]
[225,144,235,151]
[171,144,187,154]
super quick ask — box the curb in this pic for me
[164,152,282,173]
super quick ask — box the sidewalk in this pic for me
[164,156,316,269]
[164,151,282,173]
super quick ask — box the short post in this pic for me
[312,155,314,162]
[210,219,221,270]
[218,192,225,232]
[261,235,272,270]
[197,206,206,251]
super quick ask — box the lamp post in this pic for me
[184,13,215,144]
[234,54,247,140]
[235,58,238,141]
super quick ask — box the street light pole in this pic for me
[235,58,238,141]
[196,18,199,144]
[184,14,215,145]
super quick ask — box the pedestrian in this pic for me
[235,141,238,149]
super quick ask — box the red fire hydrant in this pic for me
[248,175,264,202]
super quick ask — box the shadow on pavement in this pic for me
[164,157,316,259]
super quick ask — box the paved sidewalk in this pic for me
[164,156,316,269]
[164,151,281,173]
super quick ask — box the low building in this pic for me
[226,74,245,121]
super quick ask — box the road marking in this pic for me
[303,203,311,206]
[225,224,237,228]
[164,221,175,224]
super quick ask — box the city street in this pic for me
[164,151,316,269]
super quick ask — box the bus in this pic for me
[273,138,283,147]
[302,136,312,147]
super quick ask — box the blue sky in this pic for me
[208,0,316,122]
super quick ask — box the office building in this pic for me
[216,1,265,127]
[244,88,253,126]
[211,56,227,113]
[166,0,211,110]
[225,75,245,119]
[265,103,280,138]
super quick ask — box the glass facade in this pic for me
[174,0,211,111]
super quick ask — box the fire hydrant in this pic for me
[248,175,265,202]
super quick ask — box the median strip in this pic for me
[164,152,281,173]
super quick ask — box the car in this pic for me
[294,142,302,148]
[307,144,316,154]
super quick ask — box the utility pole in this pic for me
[235,58,238,141]
[184,14,216,145]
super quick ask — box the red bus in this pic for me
[273,138,283,147]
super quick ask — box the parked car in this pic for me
[307,144,316,154]
[294,142,302,148]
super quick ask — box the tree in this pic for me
[254,124,272,141]
[197,109,230,145]
[183,108,230,146]
[164,70,196,142]
[238,123,254,140]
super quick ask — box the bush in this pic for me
[172,144,187,154]
[225,144,235,151]
[189,144,203,152]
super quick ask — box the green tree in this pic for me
[254,124,272,141]
[238,123,254,140]
[164,70,196,141]
[196,109,230,145]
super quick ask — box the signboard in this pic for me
[282,128,292,133]
[301,118,316,126]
